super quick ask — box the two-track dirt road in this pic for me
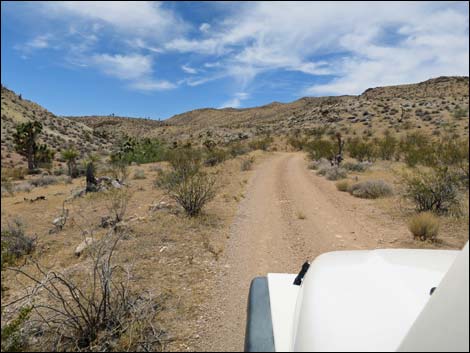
[199,152,409,351]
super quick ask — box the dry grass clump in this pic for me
[133,169,146,179]
[335,180,350,192]
[349,179,394,199]
[296,211,306,220]
[408,212,440,241]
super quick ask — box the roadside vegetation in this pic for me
[291,130,469,243]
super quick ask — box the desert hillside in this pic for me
[68,76,469,145]
[1,86,113,168]
[3,76,469,169]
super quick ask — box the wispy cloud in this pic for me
[10,1,470,98]
[90,53,176,91]
[181,64,197,74]
[219,92,249,108]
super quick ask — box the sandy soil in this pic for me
[198,151,467,351]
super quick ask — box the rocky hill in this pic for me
[2,76,468,167]
[66,115,169,141]
[1,86,113,168]
[161,76,469,143]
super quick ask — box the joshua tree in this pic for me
[13,121,43,171]
[61,148,79,177]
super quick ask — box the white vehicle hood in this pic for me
[270,248,461,352]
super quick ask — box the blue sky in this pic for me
[1,1,469,120]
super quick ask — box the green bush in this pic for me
[402,167,461,214]
[377,132,398,160]
[305,139,335,161]
[347,137,377,162]
[399,132,435,167]
[1,306,32,352]
[111,137,167,165]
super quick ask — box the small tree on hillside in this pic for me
[13,121,43,171]
[61,148,79,177]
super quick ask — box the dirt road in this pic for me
[200,152,408,351]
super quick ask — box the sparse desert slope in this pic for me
[1,86,113,168]
[68,76,469,144]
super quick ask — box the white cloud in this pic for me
[46,1,186,40]
[27,35,50,49]
[165,2,469,95]
[199,22,211,33]
[90,53,177,91]
[129,80,176,91]
[91,53,153,80]
[181,64,197,74]
[219,92,249,108]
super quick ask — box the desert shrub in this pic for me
[53,167,66,176]
[336,180,350,192]
[104,188,132,223]
[13,182,34,193]
[287,136,309,151]
[452,105,468,119]
[29,175,68,187]
[166,147,203,178]
[347,137,377,162]
[1,167,28,180]
[402,167,461,214]
[435,138,469,188]
[1,218,36,268]
[1,184,13,197]
[159,169,217,217]
[249,136,273,151]
[305,139,335,161]
[399,132,435,167]
[133,169,146,179]
[240,157,254,171]
[1,306,32,352]
[4,231,163,351]
[111,137,167,165]
[309,158,330,170]
[228,142,250,157]
[325,167,348,181]
[204,148,228,167]
[408,212,440,241]
[342,161,370,172]
[377,132,398,160]
[349,180,394,199]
